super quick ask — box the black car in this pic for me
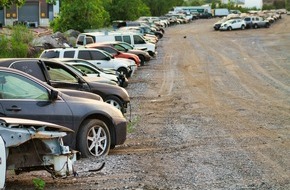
[0,58,130,114]
[0,67,127,158]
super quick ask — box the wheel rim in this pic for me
[105,99,122,110]
[87,126,108,156]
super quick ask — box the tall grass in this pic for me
[0,25,33,58]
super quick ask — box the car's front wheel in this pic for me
[228,26,232,31]
[117,67,129,78]
[77,119,111,158]
[241,25,245,30]
[138,54,145,66]
[104,96,124,113]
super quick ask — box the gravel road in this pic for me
[6,15,290,190]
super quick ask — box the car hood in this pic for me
[85,81,130,102]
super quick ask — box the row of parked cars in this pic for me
[0,14,174,186]
[213,10,284,31]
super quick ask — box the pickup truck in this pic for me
[0,58,130,114]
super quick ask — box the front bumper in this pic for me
[113,117,128,145]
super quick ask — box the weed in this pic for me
[32,178,45,190]
[127,116,140,133]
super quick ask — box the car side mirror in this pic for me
[49,89,59,101]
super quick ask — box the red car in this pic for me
[86,43,141,67]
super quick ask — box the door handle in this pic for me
[96,62,101,64]
[6,106,22,112]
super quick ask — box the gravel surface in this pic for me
[6,15,290,190]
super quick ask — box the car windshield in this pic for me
[102,51,114,59]
[69,64,98,75]
[119,42,133,50]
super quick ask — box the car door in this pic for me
[231,20,237,29]
[0,70,74,128]
[77,50,111,69]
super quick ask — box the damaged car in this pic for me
[0,117,77,189]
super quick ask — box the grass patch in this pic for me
[127,116,140,133]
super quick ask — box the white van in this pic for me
[76,31,157,56]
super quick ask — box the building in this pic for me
[0,0,60,27]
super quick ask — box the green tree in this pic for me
[183,0,205,6]
[286,0,290,10]
[211,0,216,9]
[106,0,150,21]
[50,0,110,32]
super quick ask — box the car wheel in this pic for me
[138,54,145,66]
[253,24,258,29]
[117,67,129,78]
[265,23,270,28]
[77,119,111,158]
[241,25,245,30]
[104,95,123,113]
[228,26,232,31]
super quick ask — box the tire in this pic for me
[138,54,145,66]
[265,23,270,28]
[77,119,111,158]
[117,67,129,78]
[104,95,124,113]
[253,24,258,29]
[241,25,245,30]
[228,26,232,31]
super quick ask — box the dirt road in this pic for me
[6,16,290,189]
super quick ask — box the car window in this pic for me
[133,35,145,44]
[72,65,98,75]
[90,50,108,60]
[10,61,46,82]
[40,50,59,58]
[0,71,49,100]
[123,35,131,44]
[64,51,75,58]
[46,66,78,83]
[119,42,133,50]
[103,47,117,55]
[78,50,92,60]
[76,35,84,46]
[115,36,122,42]
[113,44,126,51]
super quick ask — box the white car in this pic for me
[56,58,129,88]
[219,18,246,31]
[40,47,137,78]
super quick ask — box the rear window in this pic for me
[40,50,59,58]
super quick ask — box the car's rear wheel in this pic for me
[77,119,111,158]
[228,26,232,31]
[253,24,258,29]
[104,96,124,113]
[265,23,270,28]
[241,25,245,30]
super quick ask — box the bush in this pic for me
[0,25,33,58]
